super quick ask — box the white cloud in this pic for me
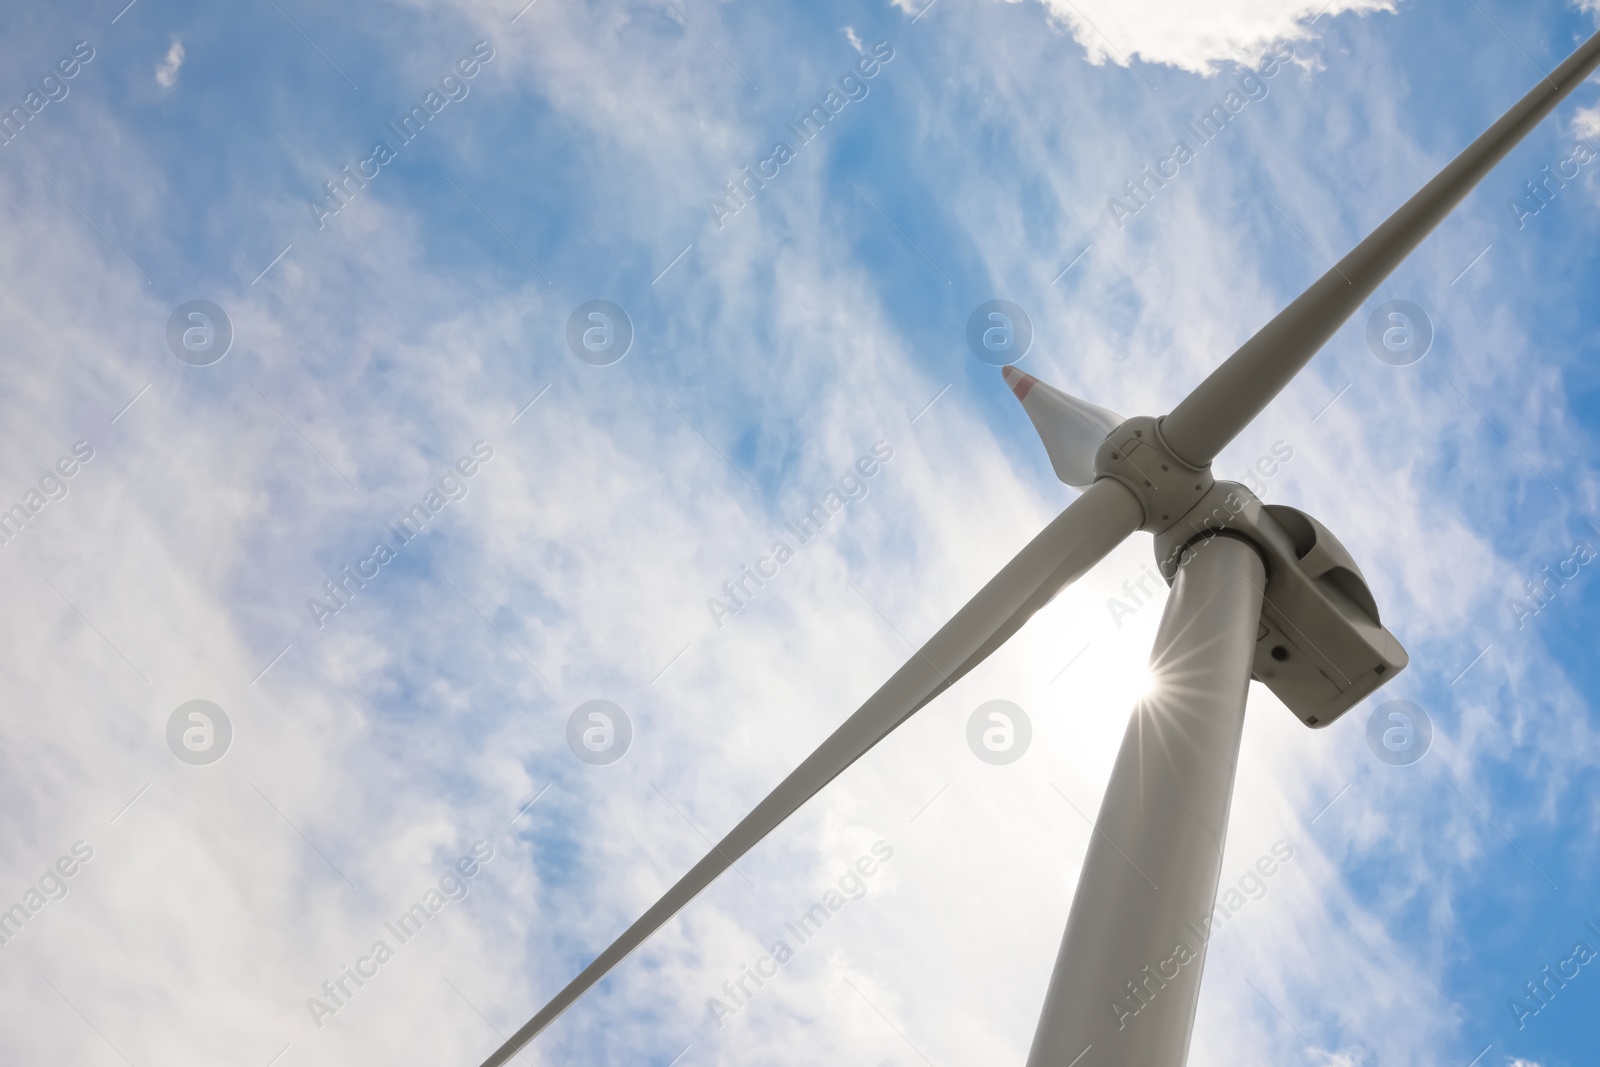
[1001,0,1397,73]
[155,39,184,88]
[1575,103,1600,140]
[843,25,865,53]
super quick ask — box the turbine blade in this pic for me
[1161,28,1600,468]
[1001,366,1124,488]
[478,478,1144,1066]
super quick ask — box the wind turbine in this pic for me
[479,26,1600,1067]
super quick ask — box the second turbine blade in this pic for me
[1161,27,1600,469]
[478,476,1145,1067]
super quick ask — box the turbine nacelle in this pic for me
[1153,483,1408,727]
[1002,368,1408,727]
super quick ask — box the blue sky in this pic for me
[2,0,1600,1065]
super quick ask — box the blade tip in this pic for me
[1000,364,1036,401]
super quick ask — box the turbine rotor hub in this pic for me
[1092,415,1214,533]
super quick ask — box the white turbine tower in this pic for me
[479,26,1600,1067]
